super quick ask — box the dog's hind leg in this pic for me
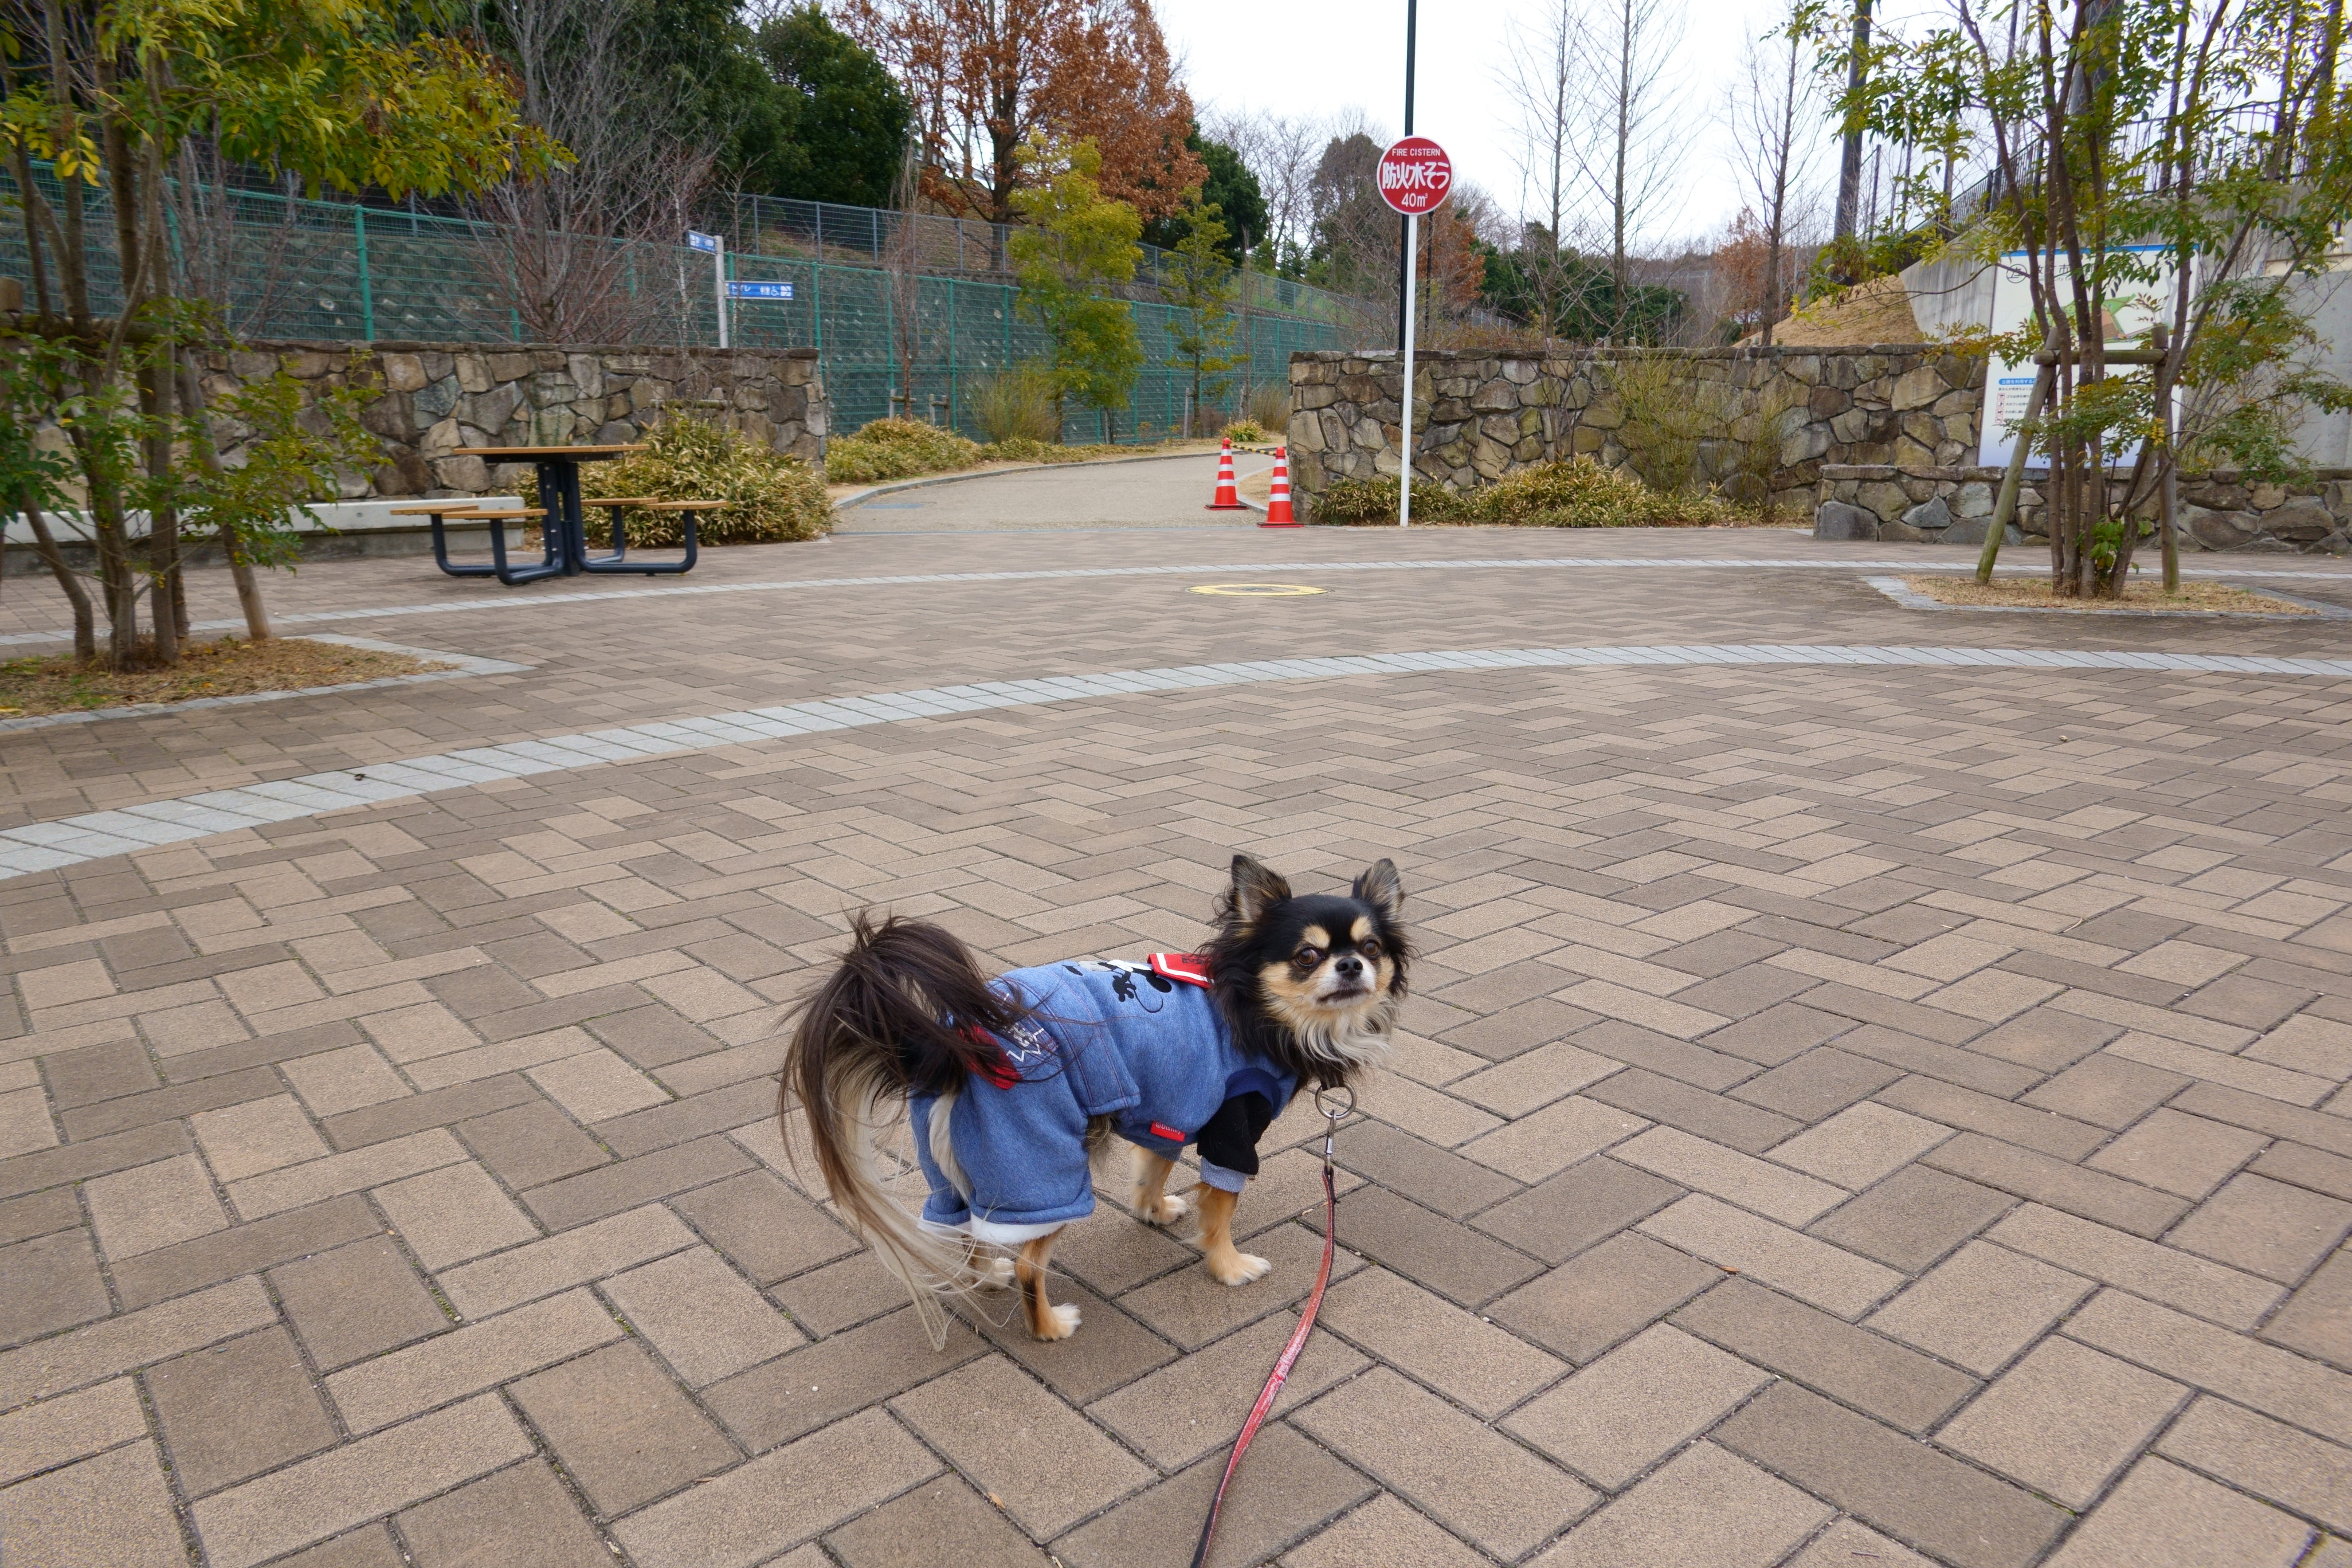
[962,1237,1016,1289]
[1195,1185,1272,1286]
[1015,1229,1079,1340]
[1130,1146,1190,1225]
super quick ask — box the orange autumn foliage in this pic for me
[841,0,1204,226]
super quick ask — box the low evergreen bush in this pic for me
[1309,459,1745,528]
[536,413,829,545]
[1476,459,1744,527]
[823,418,983,485]
[1309,475,1475,524]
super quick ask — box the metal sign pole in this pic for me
[1400,211,1418,528]
[716,235,729,350]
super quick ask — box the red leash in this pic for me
[1190,1087,1352,1568]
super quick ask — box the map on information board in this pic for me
[1977,246,2177,471]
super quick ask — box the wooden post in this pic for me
[1977,332,2059,583]
[2155,323,2180,593]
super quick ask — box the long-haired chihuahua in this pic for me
[782,854,1410,1343]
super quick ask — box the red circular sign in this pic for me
[1378,137,1453,215]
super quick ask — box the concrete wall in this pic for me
[1286,346,1986,507]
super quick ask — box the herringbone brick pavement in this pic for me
[3,519,2351,1566]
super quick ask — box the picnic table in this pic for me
[387,445,719,586]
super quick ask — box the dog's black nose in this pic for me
[1335,955,1364,977]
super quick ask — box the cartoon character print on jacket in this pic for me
[906,955,1293,1245]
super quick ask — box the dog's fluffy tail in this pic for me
[781,912,1027,1348]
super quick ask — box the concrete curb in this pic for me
[830,445,1244,512]
[0,636,530,735]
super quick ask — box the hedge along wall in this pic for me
[1285,345,1987,507]
[188,342,826,499]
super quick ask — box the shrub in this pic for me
[1309,458,1744,528]
[1309,475,1474,525]
[824,417,983,485]
[1475,458,1742,527]
[538,413,828,546]
[1221,419,1266,442]
[969,365,1061,445]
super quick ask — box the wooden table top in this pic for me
[450,445,646,458]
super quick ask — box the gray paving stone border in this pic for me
[11,638,2352,881]
[7,554,2351,650]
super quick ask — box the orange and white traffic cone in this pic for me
[1206,436,1250,511]
[1260,446,1299,526]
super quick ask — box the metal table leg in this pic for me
[488,511,564,586]
[542,460,590,576]
[579,506,700,575]
[429,512,500,578]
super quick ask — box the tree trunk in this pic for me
[139,351,180,665]
[20,493,96,663]
[176,360,273,641]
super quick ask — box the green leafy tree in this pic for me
[626,0,801,195]
[1009,137,1143,436]
[3,0,552,667]
[755,3,910,206]
[634,0,908,205]
[1478,238,1686,343]
[1142,127,1268,263]
[1162,191,1246,429]
[1803,0,2352,598]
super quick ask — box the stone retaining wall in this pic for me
[1286,345,1986,506]
[191,340,828,499]
[1814,464,2352,553]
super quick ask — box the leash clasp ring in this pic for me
[1312,1084,1355,1161]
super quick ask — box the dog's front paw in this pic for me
[1135,1189,1189,1225]
[1208,1251,1272,1287]
[1033,1302,1081,1341]
[978,1256,1016,1289]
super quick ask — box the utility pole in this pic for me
[1833,0,1871,241]
[1396,0,1418,349]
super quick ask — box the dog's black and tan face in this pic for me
[1209,855,1409,1082]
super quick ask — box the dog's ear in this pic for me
[1353,859,1404,920]
[1228,854,1292,927]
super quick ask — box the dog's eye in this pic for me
[1293,947,1322,969]
[1359,938,1382,958]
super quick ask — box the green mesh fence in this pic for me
[2,163,1355,442]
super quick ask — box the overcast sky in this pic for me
[1156,0,1841,253]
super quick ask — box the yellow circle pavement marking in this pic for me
[1186,583,1328,597]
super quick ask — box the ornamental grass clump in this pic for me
[824,417,983,485]
[556,412,829,544]
[1221,419,1266,442]
[969,366,1062,445]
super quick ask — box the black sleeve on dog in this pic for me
[1194,1092,1276,1177]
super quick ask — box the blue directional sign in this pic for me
[687,230,719,253]
[726,281,794,300]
